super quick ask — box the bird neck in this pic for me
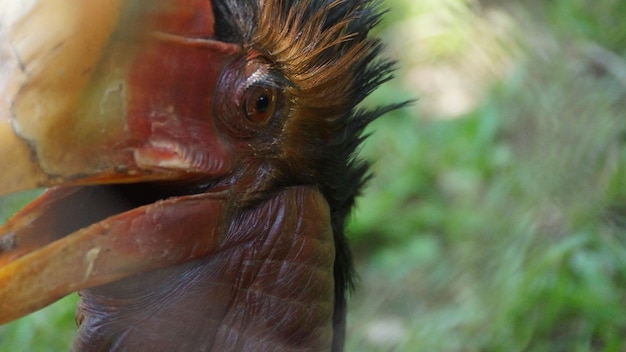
[72,186,338,351]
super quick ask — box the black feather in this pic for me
[211,1,406,350]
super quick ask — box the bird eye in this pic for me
[244,85,277,124]
[215,56,286,138]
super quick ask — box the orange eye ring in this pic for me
[244,85,277,124]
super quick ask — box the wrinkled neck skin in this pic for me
[72,186,336,351]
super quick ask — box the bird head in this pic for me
[0,0,399,349]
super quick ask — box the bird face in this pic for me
[0,0,396,350]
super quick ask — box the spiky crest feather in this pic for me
[212,0,403,349]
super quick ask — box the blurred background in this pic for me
[1,0,626,351]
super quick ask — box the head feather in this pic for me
[212,1,404,349]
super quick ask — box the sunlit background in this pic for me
[1,0,626,351]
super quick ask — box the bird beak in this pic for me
[0,0,240,324]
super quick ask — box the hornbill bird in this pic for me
[0,0,400,350]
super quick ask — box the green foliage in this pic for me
[345,0,626,351]
[0,296,77,352]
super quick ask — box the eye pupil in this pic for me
[244,85,277,124]
[256,94,269,113]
